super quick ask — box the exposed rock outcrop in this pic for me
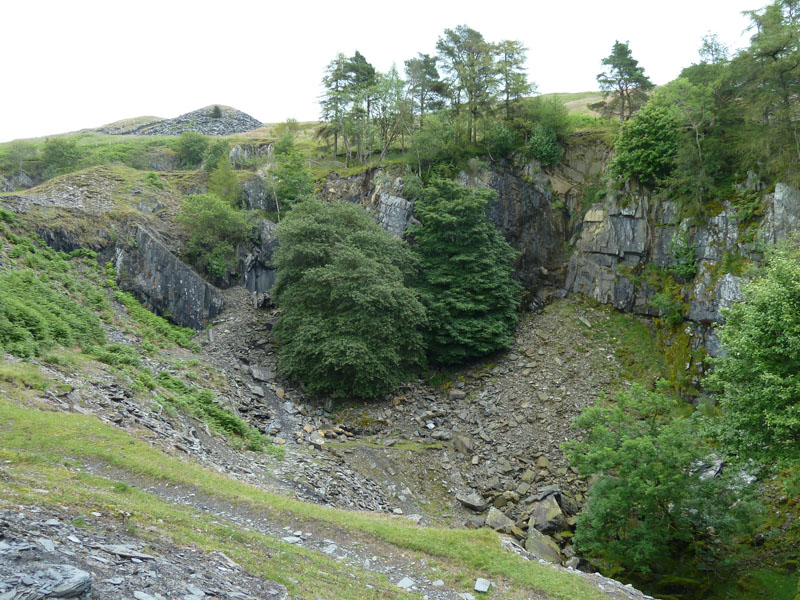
[242,219,278,294]
[114,226,224,329]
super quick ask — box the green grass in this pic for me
[114,290,198,350]
[0,397,612,600]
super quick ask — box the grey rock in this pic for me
[114,225,224,330]
[453,434,475,456]
[281,536,301,544]
[115,106,263,137]
[474,578,491,593]
[529,495,567,535]
[396,577,414,590]
[99,544,154,560]
[484,507,513,532]
[524,528,561,564]
[456,491,488,512]
[250,366,275,382]
[246,383,265,397]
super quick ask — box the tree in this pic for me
[595,41,654,122]
[272,199,427,398]
[202,139,230,172]
[177,193,253,279]
[405,53,447,128]
[371,65,414,162]
[175,132,209,168]
[5,140,36,175]
[41,138,80,176]
[730,0,800,180]
[210,105,223,118]
[707,245,800,464]
[272,151,314,216]
[436,25,498,144]
[494,40,533,120]
[207,158,242,206]
[699,32,729,64]
[407,179,521,364]
[563,385,752,576]
[319,53,350,159]
[609,102,679,186]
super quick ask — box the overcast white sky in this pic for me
[1,0,763,142]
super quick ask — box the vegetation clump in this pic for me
[407,178,521,364]
[272,199,427,398]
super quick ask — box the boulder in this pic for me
[453,434,475,456]
[524,528,561,563]
[484,507,513,532]
[529,495,567,535]
[456,491,488,512]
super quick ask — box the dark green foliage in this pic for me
[610,102,679,186]
[156,372,266,451]
[272,152,314,212]
[0,270,105,358]
[526,124,563,166]
[595,40,654,122]
[485,123,518,159]
[272,199,427,398]
[175,132,209,168]
[407,179,521,364]
[273,131,295,156]
[668,232,698,281]
[563,385,753,576]
[707,246,800,464]
[176,194,253,279]
[88,343,140,367]
[202,139,230,172]
[41,138,81,176]
[210,105,222,118]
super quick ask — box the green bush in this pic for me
[175,132,209,168]
[207,158,242,206]
[485,123,518,159]
[202,139,230,172]
[668,232,697,280]
[272,151,314,212]
[610,102,679,186]
[707,246,800,464]
[41,138,81,177]
[176,193,253,279]
[272,199,427,398]
[563,384,753,576]
[526,123,563,166]
[407,178,521,364]
[210,105,222,118]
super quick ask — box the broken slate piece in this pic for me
[396,577,415,589]
[474,578,491,593]
[99,544,155,560]
[456,491,488,512]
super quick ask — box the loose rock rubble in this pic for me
[0,508,286,600]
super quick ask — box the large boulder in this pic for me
[484,507,514,532]
[528,495,567,535]
[524,528,561,563]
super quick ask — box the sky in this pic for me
[1,0,764,142]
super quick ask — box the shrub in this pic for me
[668,231,697,280]
[176,193,253,278]
[610,102,679,186]
[207,158,242,206]
[407,178,521,364]
[202,139,230,172]
[563,385,753,576]
[272,151,314,212]
[175,132,209,168]
[485,123,518,159]
[41,138,81,176]
[210,105,222,118]
[707,245,800,464]
[526,123,563,166]
[272,199,427,398]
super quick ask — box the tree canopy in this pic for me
[595,40,653,122]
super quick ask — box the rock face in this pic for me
[241,174,277,212]
[319,169,416,237]
[565,181,800,354]
[119,106,263,136]
[242,219,278,294]
[114,226,224,329]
